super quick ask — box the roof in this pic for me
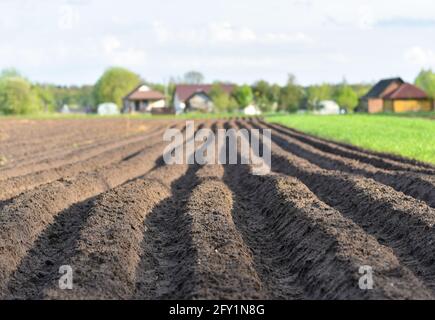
[383,83,429,100]
[174,84,235,102]
[124,84,165,101]
[363,78,404,98]
[127,90,165,101]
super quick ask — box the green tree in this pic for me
[183,71,205,84]
[0,68,22,79]
[233,85,253,108]
[352,84,372,99]
[0,76,40,114]
[334,82,358,112]
[252,80,271,111]
[279,74,304,112]
[415,69,435,99]
[50,85,95,111]
[93,67,141,109]
[305,83,333,110]
[252,80,280,112]
[33,85,56,112]
[209,83,233,112]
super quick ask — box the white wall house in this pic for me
[173,84,234,114]
[173,93,186,114]
[123,85,166,113]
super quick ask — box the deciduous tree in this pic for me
[233,85,253,108]
[93,67,141,109]
[279,74,304,112]
[415,69,435,99]
[183,71,205,84]
[334,82,358,112]
[0,76,40,114]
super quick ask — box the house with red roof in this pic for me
[173,84,235,114]
[359,78,433,113]
[383,83,433,113]
[123,84,167,113]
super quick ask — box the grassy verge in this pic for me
[266,114,435,164]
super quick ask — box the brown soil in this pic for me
[0,118,434,300]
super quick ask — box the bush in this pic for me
[0,76,41,115]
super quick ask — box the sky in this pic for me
[1,0,435,86]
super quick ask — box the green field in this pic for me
[266,114,435,164]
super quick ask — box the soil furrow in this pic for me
[0,119,159,158]
[0,121,158,170]
[48,122,206,300]
[0,136,170,296]
[0,125,170,181]
[37,177,173,300]
[223,164,432,299]
[3,121,205,299]
[247,122,435,293]
[2,118,435,300]
[0,123,185,201]
[153,164,266,299]
[247,121,435,208]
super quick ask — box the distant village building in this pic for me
[314,100,342,115]
[243,104,262,116]
[383,83,432,113]
[123,85,166,113]
[173,84,235,114]
[359,78,433,113]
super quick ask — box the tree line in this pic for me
[1,67,434,115]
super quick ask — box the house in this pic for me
[383,83,432,113]
[243,104,262,116]
[173,84,235,114]
[359,78,433,113]
[314,100,342,115]
[123,84,166,113]
[359,78,404,113]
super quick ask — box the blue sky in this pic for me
[0,0,434,86]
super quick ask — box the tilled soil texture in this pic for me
[0,118,434,300]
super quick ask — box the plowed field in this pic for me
[1,118,435,300]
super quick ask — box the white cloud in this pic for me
[152,21,311,46]
[102,36,121,54]
[263,32,313,44]
[404,46,435,66]
[357,5,376,30]
[209,22,257,43]
[1,0,435,85]
[107,48,147,67]
[100,36,146,67]
[168,56,276,69]
[152,21,171,43]
[328,52,351,64]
